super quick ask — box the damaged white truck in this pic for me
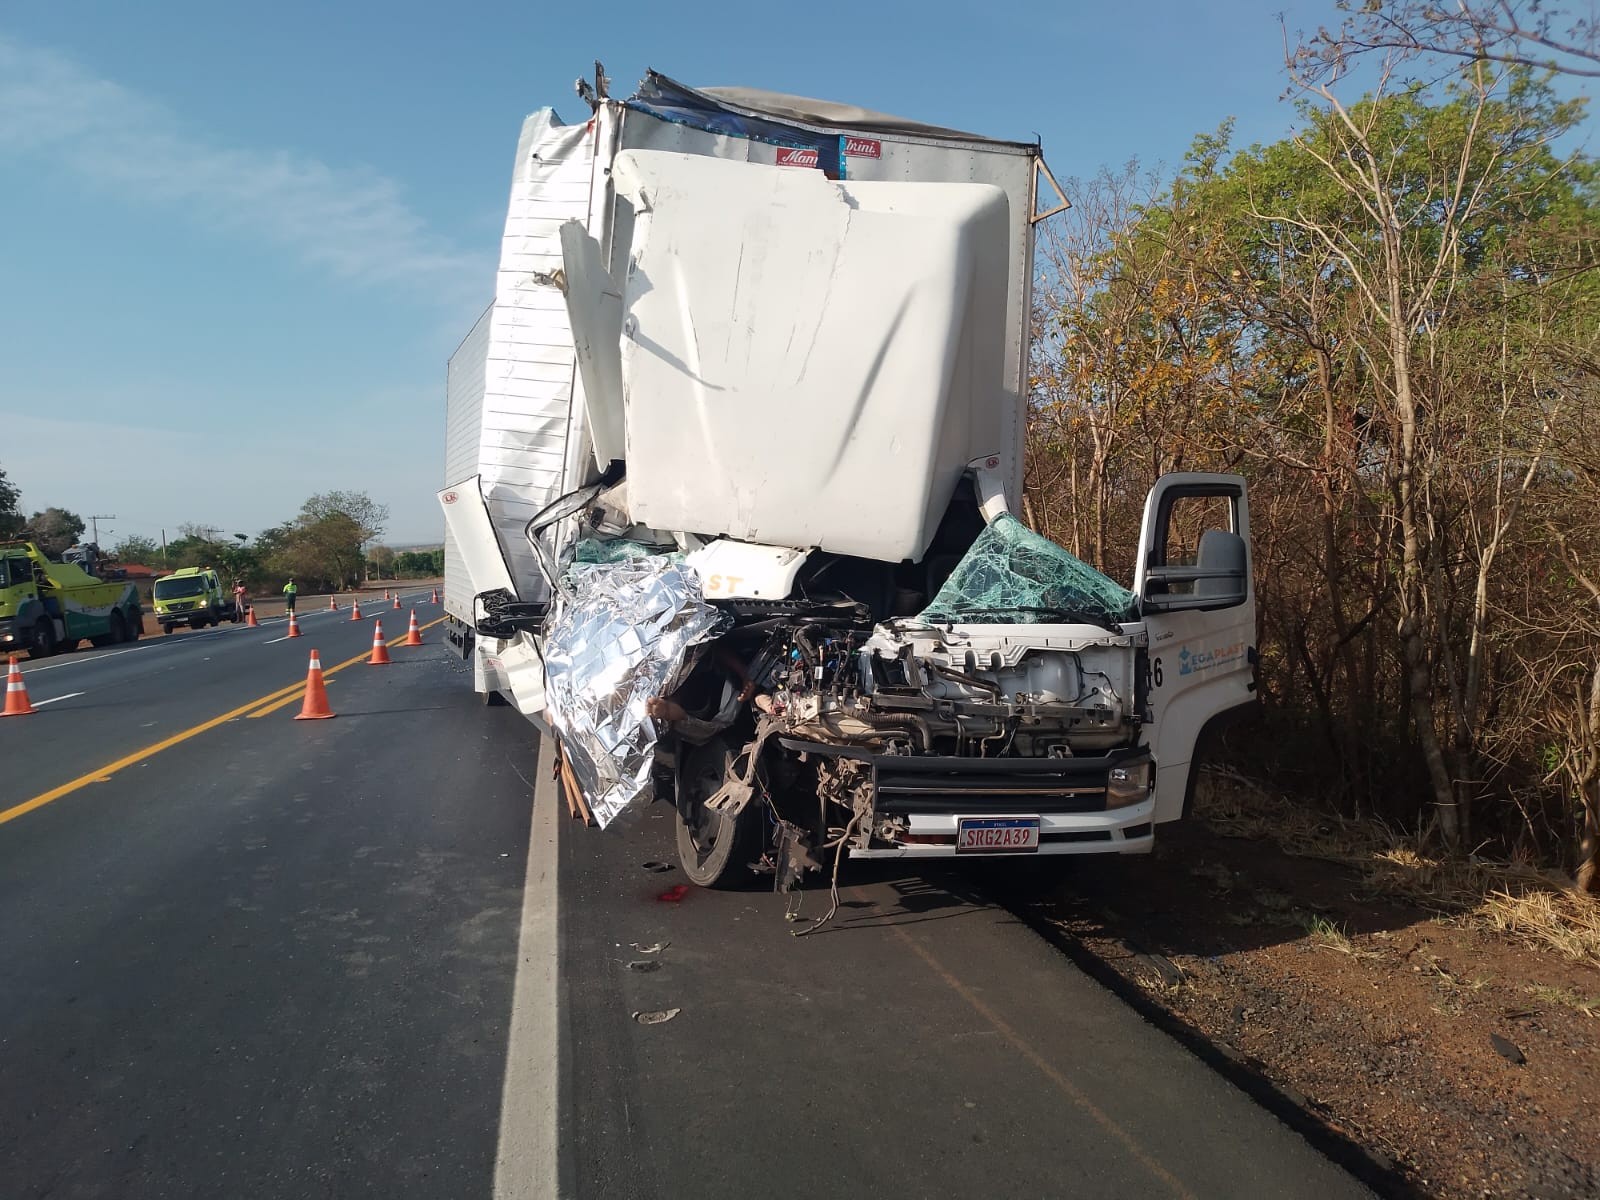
[441,69,1259,889]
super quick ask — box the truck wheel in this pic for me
[162,623,174,636]
[127,612,141,640]
[674,737,763,889]
[109,612,128,644]
[480,688,508,707]
[27,623,58,660]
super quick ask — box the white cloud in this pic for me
[0,34,486,292]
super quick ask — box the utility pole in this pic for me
[87,514,117,545]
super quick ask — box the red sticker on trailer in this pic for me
[775,147,819,168]
[843,136,881,158]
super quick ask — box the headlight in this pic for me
[1106,760,1152,809]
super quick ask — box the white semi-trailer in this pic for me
[442,68,1258,888]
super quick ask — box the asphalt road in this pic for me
[1,598,1371,1199]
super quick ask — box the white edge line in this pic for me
[30,692,86,707]
[493,737,561,1200]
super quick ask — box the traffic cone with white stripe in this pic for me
[368,620,391,665]
[294,649,336,720]
[246,606,259,628]
[328,595,338,611]
[3,654,35,717]
[349,599,362,622]
[403,609,424,647]
[430,587,439,604]
[392,594,401,610]
[286,611,302,639]
[383,589,391,601]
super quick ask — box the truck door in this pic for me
[1133,474,1258,823]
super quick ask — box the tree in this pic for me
[1276,26,1594,855]
[300,492,388,546]
[24,508,85,558]
[367,544,397,580]
[111,534,161,565]
[0,464,21,538]
[1029,52,1599,876]
[1301,1,1600,83]
[395,548,444,577]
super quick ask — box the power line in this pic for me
[87,514,117,544]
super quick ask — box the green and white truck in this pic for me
[0,541,144,658]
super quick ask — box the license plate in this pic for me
[955,817,1040,853]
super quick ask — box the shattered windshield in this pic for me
[917,514,1139,628]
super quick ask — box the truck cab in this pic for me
[152,567,236,633]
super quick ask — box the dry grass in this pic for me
[1526,984,1600,1017]
[1196,766,1600,970]
[1482,887,1600,969]
[1301,913,1358,954]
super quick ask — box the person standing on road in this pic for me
[282,577,298,615]
[233,578,248,618]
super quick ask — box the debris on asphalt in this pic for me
[641,861,673,873]
[629,942,668,955]
[631,1008,680,1025]
[626,960,661,973]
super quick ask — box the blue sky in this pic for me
[0,0,1522,545]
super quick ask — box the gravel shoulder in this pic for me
[1001,781,1600,1200]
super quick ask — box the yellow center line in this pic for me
[246,618,446,719]
[0,616,449,827]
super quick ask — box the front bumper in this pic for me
[778,738,1156,858]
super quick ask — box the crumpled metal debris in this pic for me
[542,556,722,828]
[632,1008,680,1025]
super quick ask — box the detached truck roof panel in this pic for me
[601,149,1010,562]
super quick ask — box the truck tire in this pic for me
[161,623,174,636]
[480,688,508,707]
[109,611,128,644]
[27,622,58,660]
[127,611,141,640]
[673,737,764,889]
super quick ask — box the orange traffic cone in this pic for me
[3,654,35,717]
[392,594,401,610]
[286,612,302,639]
[383,589,391,601]
[246,606,259,628]
[328,595,339,611]
[403,609,424,647]
[368,620,392,665]
[294,649,336,720]
[430,587,439,604]
[349,600,362,622]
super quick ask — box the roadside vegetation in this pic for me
[0,471,434,594]
[1029,0,1600,890]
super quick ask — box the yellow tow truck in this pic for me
[0,540,144,658]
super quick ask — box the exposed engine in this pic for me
[750,620,1140,761]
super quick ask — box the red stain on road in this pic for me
[656,885,690,904]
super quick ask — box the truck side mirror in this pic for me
[1141,529,1248,613]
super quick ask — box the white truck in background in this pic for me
[441,68,1259,887]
